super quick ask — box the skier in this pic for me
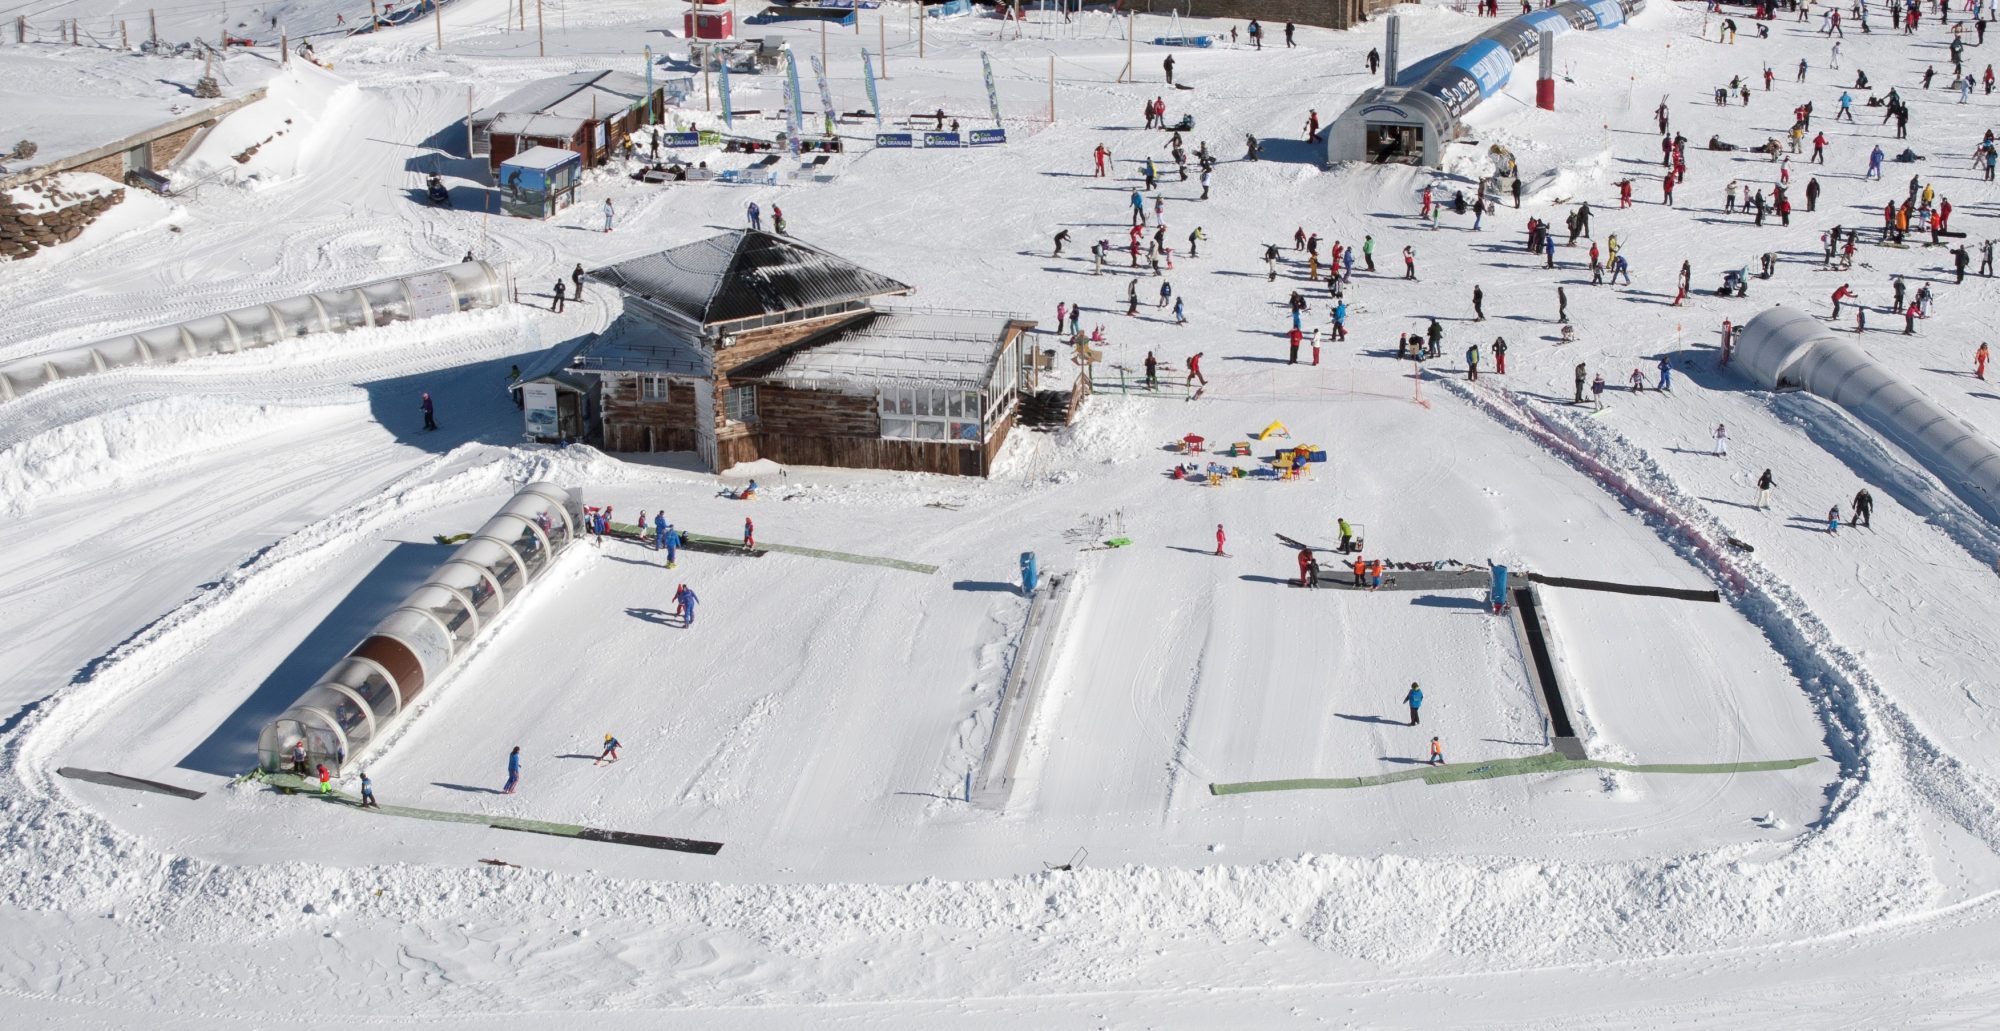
[1757,468,1776,509]
[1337,517,1354,552]
[1351,555,1368,587]
[1657,356,1673,391]
[1127,279,1139,317]
[1288,326,1303,364]
[1851,488,1874,527]
[1215,523,1227,556]
[1362,234,1376,271]
[503,746,521,794]
[1465,343,1480,381]
[743,516,755,550]
[571,263,585,300]
[1093,143,1110,177]
[1297,548,1317,588]
[1403,682,1423,725]
[596,734,621,764]
[1574,362,1588,403]
[1164,54,1175,86]
[1473,284,1485,320]
[1977,341,1990,380]
[1493,337,1507,374]
[1053,229,1070,257]
[359,770,379,808]
[1429,737,1444,766]
[550,278,566,313]
[1591,372,1606,409]
[1188,226,1205,257]
[1825,505,1842,534]
[1712,423,1729,456]
[663,524,682,568]
[673,583,699,626]
[1186,352,1206,385]
[288,739,309,777]
[1557,286,1568,323]
[1264,244,1279,281]
[603,198,616,233]
[1403,245,1417,280]
[1174,297,1186,325]
[1144,351,1158,390]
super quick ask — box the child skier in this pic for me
[1215,523,1227,556]
[504,746,521,794]
[663,525,681,568]
[359,770,379,808]
[596,734,621,765]
[1826,506,1841,534]
[744,517,755,550]
[1429,737,1445,765]
[1404,682,1423,725]
[674,583,699,626]
[316,763,332,795]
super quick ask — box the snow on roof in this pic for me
[743,309,1025,389]
[569,312,714,377]
[585,231,912,327]
[486,113,589,141]
[471,70,656,126]
[501,145,583,171]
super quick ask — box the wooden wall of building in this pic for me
[714,382,1004,477]
[600,372,704,453]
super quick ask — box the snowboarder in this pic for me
[673,583,699,626]
[1215,523,1227,556]
[1403,682,1423,725]
[596,734,621,764]
[420,392,437,431]
[1851,488,1873,527]
[359,771,378,808]
[504,746,521,794]
[1757,468,1776,509]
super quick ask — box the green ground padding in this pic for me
[1209,754,1820,795]
[609,523,937,574]
[255,773,722,853]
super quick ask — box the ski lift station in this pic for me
[258,483,584,775]
[1323,0,1645,168]
[0,260,507,401]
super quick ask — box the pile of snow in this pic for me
[178,61,360,186]
[0,395,346,515]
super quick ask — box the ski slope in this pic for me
[6,0,2000,1025]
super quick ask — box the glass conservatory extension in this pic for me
[257,482,582,775]
[0,260,509,401]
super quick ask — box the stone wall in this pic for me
[0,182,126,261]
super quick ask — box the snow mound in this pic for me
[178,61,360,186]
[0,396,345,515]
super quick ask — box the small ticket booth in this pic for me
[686,2,734,38]
[497,146,582,219]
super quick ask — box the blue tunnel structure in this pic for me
[1324,0,1646,168]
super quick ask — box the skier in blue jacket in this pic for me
[663,525,681,568]
[653,511,667,550]
[1403,682,1424,725]
[674,583,700,626]
[503,746,521,794]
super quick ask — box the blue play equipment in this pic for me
[1019,552,1039,595]
[1489,565,1510,613]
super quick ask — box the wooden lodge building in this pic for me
[470,70,689,172]
[568,230,1043,477]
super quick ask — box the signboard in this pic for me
[969,128,1006,145]
[876,133,915,148]
[522,382,559,439]
[405,272,457,318]
[923,132,962,147]
[658,131,701,148]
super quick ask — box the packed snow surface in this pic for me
[5,0,2000,1026]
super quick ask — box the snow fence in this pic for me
[257,482,583,775]
[1736,305,2000,523]
[0,261,509,401]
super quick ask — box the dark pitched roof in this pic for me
[585,230,912,327]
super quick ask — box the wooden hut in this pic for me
[571,230,1037,476]
[470,71,690,172]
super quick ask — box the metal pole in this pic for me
[466,84,475,155]
[121,19,128,48]
[149,10,157,45]
[704,47,712,110]
[536,0,544,56]
[920,0,925,58]
[434,0,443,51]
[1049,54,1054,123]
[280,30,287,61]
[880,13,887,76]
